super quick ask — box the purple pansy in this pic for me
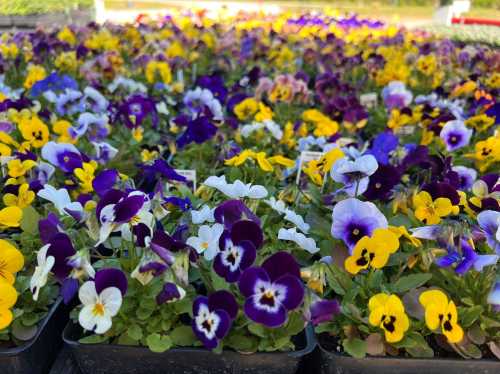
[309,298,340,325]
[238,252,304,328]
[94,268,128,296]
[156,282,185,305]
[41,141,83,173]
[331,198,388,251]
[382,81,413,110]
[116,94,158,129]
[452,166,477,191]
[176,115,218,148]
[46,233,77,281]
[477,210,500,255]
[92,169,119,197]
[214,220,262,282]
[363,164,401,201]
[367,131,398,165]
[38,212,61,244]
[435,239,498,275]
[440,120,473,152]
[214,199,261,229]
[192,290,238,349]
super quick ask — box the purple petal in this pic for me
[156,282,181,305]
[435,252,461,268]
[193,296,208,316]
[262,252,301,282]
[238,267,269,298]
[96,189,125,220]
[230,220,263,249]
[61,277,79,304]
[244,296,287,327]
[274,274,304,311]
[214,200,260,228]
[310,299,340,325]
[94,268,128,295]
[46,233,76,280]
[38,212,61,244]
[114,194,145,223]
[92,169,119,197]
[214,309,231,339]
[208,290,238,320]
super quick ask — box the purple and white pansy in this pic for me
[238,252,305,328]
[192,290,238,349]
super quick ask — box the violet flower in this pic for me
[435,239,498,275]
[192,290,238,349]
[477,210,500,255]
[440,120,473,152]
[238,252,304,327]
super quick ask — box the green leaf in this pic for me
[391,274,432,293]
[342,338,367,359]
[170,325,197,347]
[459,306,483,328]
[225,333,258,353]
[20,206,40,234]
[127,324,143,341]
[248,323,267,338]
[136,307,154,320]
[146,333,172,353]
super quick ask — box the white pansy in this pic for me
[78,281,122,334]
[30,244,55,301]
[264,197,309,233]
[240,120,283,140]
[203,175,268,199]
[278,227,319,254]
[37,184,84,219]
[191,205,215,224]
[186,224,224,261]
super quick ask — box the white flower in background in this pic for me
[203,175,268,199]
[78,281,122,334]
[264,197,310,233]
[191,205,215,224]
[183,87,223,121]
[240,120,283,140]
[107,76,147,94]
[278,227,319,254]
[37,184,84,220]
[30,244,55,301]
[186,224,224,261]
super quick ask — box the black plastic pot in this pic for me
[0,298,69,374]
[64,322,316,374]
[319,344,500,374]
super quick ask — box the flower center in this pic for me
[353,229,360,235]
[63,156,70,162]
[375,183,381,189]
[201,242,209,250]
[382,315,396,333]
[92,302,105,316]
[201,318,214,333]
[260,290,276,307]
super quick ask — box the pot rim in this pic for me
[0,297,63,356]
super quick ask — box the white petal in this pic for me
[94,316,112,334]
[79,305,99,332]
[79,281,99,306]
[100,287,122,316]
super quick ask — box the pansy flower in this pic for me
[214,220,262,282]
[41,141,83,173]
[192,290,238,350]
[156,282,186,305]
[78,268,127,334]
[214,199,261,229]
[331,198,388,251]
[435,239,498,275]
[238,252,304,327]
[439,120,473,152]
[186,224,224,261]
[345,228,399,274]
[413,191,454,225]
[309,297,340,325]
[0,239,24,285]
[203,175,267,200]
[419,290,463,343]
[368,293,409,343]
[0,206,22,229]
[476,210,500,255]
[0,281,18,330]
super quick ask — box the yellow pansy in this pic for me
[234,98,259,121]
[280,122,296,149]
[145,60,172,85]
[3,183,35,209]
[0,206,24,229]
[7,159,37,178]
[0,281,18,330]
[469,136,500,172]
[388,225,421,247]
[52,120,76,144]
[18,115,49,148]
[225,149,256,167]
[302,109,339,137]
[165,41,186,59]
[24,64,46,89]
[57,26,76,45]
[225,149,293,173]
[451,80,476,97]
[267,155,295,168]
[416,54,437,76]
[254,103,273,122]
[419,290,463,344]
[368,293,409,343]
[485,72,500,89]
[345,228,400,274]
[55,51,78,73]
[255,152,274,172]
[132,127,144,142]
[316,148,345,174]
[465,114,495,133]
[303,159,324,186]
[0,43,18,59]
[413,191,453,225]
[84,30,120,51]
[387,109,411,131]
[0,239,24,285]
[141,149,159,162]
[74,162,96,194]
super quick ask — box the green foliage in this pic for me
[0,0,93,16]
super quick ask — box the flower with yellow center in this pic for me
[7,159,37,178]
[0,207,22,229]
[0,239,24,285]
[57,26,76,46]
[345,228,400,275]
[416,54,437,76]
[469,136,500,173]
[3,183,35,209]
[369,293,409,343]
[132,127,144,142]
[387,109,412,131]
[302,109,339,137]
[254,103,273,122]
[0,281,18,330]
[141,149,159,162]
[419,290,463,344]
[55,51,78,73]
[234,98,259,121]
[413,191,453,225]
[18,115,49,148]
[465,114,495,133]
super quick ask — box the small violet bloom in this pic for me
[452,165,477,191]
[435,239,498,275]
[439,120,473,152]
[238,252,305,328]
[192,291,238,350]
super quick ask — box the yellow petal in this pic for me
[0,240,24,275]
[443,321,463,343]
[2,193,18,207]
[368,293,390,312]
[0,206,23,227]
[371,228,400,254]
[434,198,452,216]
[0,308,13,330]
[344,255,365,275]
[268,155,295,168]
[255,153,274,172]
[419,289,448,309]
[0,281,17,309]
[368,306,384,327]
[424,303,443,331]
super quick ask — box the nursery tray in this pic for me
[63,322,316,374]
[319,345,500,374]
[0,298,69,374]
